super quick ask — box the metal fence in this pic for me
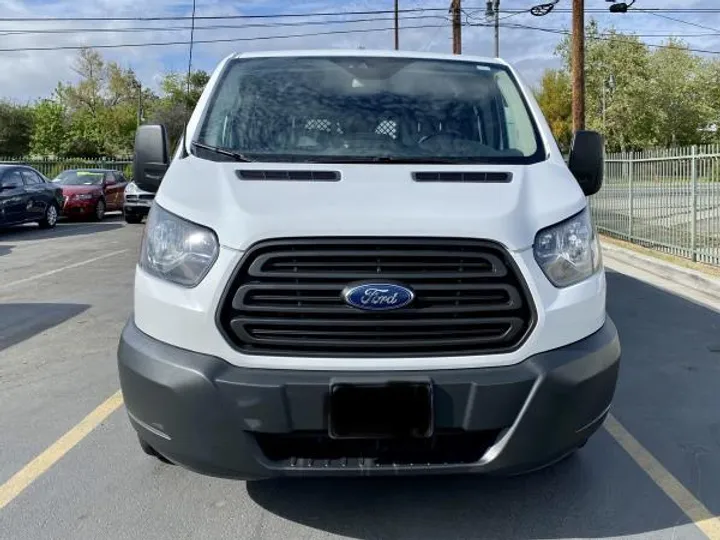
[0,157,133,180]
[2,151,719,266]
[590,145,720,266]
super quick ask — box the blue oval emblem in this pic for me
[342,283,415,311]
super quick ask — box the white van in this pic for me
[117,50,620,479]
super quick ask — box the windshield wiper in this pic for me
[191,142,253,162]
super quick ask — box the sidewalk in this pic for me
[600,237,720,302]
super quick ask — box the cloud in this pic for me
[0,0,719,101]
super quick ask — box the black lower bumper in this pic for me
[123,204,150,217]
[117,318,621,479]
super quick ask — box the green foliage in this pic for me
[19,47,210,158]
[0,100,34,156]
[534,70,572,152]
[30,100,67,156]
[148,69,210,148]
[538,20,720,152]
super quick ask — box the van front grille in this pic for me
[217,238,535,357]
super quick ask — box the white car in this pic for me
[123,181,155,223]
[117,50,621,479]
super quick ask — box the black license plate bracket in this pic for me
[328,380,434,439]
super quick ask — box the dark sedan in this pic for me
[0,164,63,229]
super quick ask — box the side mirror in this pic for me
[568,130,604,196]
[133,124,170,193]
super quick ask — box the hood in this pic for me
[60,185,102,195]
[154,156,587,253]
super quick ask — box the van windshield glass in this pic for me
[196,56,545,164]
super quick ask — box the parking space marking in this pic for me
[0,390,124,511]
[605,413,720,539]
[0,249,128,292]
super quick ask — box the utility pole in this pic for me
[137,85,143,128]
[451,0,462,54]
[131,77,143,128]
[571,0,585,131]
[394,0,399,50]
[485,0,500,57]
[494,0,499,57]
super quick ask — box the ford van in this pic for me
[117,50,621,479]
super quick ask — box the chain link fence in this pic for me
[590,145,720,266]
[0,157,133,180]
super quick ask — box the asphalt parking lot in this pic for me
[1,217,719,540]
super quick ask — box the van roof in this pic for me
[231,49,509,67]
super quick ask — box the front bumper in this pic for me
[123,202,151,217]
[117,317,620,480]
[62,199,97,216]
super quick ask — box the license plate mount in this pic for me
[328,380,434,440]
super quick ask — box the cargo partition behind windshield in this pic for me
[196,56,546,164]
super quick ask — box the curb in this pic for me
[600,241,720,301]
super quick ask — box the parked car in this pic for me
[0,164,63,229]
[118,50,620,480]
[52,169,128,221]
[123,181,155,223]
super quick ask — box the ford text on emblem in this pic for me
[342,283,415,311]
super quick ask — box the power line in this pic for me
[632,8,720,34]
[500,8,720,14]
[0,23,447,52]
[469,20,720,38]
[494,21,720,55]
[0,6,482,22]
[1,4,719,23]
[0,14,448,37]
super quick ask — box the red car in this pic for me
[53,169,128,220]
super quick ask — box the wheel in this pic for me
[93,199,106,221]
[124,212,143,224]
[38,203,59,229]
[137,436,174,464]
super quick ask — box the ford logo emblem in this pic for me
[342,282,415,311]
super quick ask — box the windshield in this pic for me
[53,171,105,185]
[196,56,545,164]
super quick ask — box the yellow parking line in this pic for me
[604,413,720,539]
[0,390,124,511]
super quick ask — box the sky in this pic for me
[0,0,718,102]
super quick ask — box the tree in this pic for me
[0,101,34,156]
[147,70,210,148]
[644,40,713,147]
[553,20,654,152]
[541,20,720,151]
[29,100,67,157]
[52,48,149,156]
[534,70,572,152]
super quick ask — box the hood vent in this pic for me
[412,172,512,183]
[236,170,340,182]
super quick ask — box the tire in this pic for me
[137,436,173,464]
[93,199,106,221]
[38,203,59,229]
[124,212,143,224]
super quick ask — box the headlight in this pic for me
[533,207,601,288]
[139,204,219,287]
[73,193,95,200]
[125,182,138,195]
